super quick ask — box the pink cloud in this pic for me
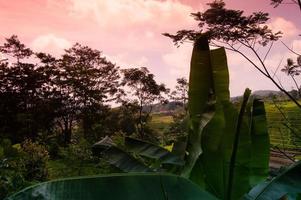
[31,34,72,56]
[0,0,300,96]
[64,0,197,30]
[268,17,299,38]
[162,44,192,76]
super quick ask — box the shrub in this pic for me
[20,139,49,181]
[0,139,27,199]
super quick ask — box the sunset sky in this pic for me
[1,0,300,96]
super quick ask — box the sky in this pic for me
[0,0,300,96]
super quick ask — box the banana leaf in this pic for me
[6,174,218,200]
[93,137,152,172]
[226,89,252,200]
[244,161,301,200]
[125,137,185,166]
[249,99,270,186]
[184,35,271,200]
[171,136,187,160]
[182,35,215,178]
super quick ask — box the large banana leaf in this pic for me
[171,136,187,160]
[184,35,271,200]
[226,89,252,200]
[93,137,152,172]
[210,47,230,101]
[249,99,270,187]
[244,161,301,200]
[192,97,252,200]
[182,35,215,177]
[6,174,218,200]
[125,137,184,166]
[189,46,233,197]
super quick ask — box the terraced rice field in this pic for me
[265,101,301,149]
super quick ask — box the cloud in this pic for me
[162,43,192,76]
[268,17,299,38]
[106,53,150,69]
[31,34,72,56]
[64,0,196,31]
[291,40,301,53]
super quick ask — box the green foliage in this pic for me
[185,36,270,200]
[163,112,187,144]
[163,0,281,46]
[121,67,169,138]
[244,161,301,200]
[265,101,301,149]
[125,137,184,166]
[95,36,271,200]
[0,36,121,145]
[169,77,188,110]
[249,99,270,186]
[20,139,49,181]
[93,136,184,172]
[6,174,218,200]
[0,139,27,199]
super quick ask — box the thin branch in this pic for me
[297,0,301,11]
[273,146,296,163]
[233,41,301,109]
[263,42,274,63]
[273,56,284,78]
[282,122,301,140]
[290,74,301,95]
[273,74,286,89]
[246,41,271,77]
[272,100,301,141]
[281,41,301,56]
[227,42,269,77]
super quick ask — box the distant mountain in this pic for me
[149,90,294,114]
[231,90,286,102]
[252,90,284,98]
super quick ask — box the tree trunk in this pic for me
[63,120,72,145]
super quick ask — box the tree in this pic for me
[163,0,301,109]
[121,67,169,138]
[281,56,301,97]
[55,43,120,144]
[170,77,188,111]
[271,0,301,98]
[0,36,121,145]
[0,36,57,142]
[271,0,301,11]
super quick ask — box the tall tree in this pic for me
[271,0,301,11]
[170,77,188,111]
[163,0,301,109]
[55,43,120,144]
[0,36,57,142]
[121,67,169,138]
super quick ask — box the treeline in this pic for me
[0,35,186,146]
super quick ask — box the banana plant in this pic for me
[92,35,271,199]
[5,174,218,200]
[181,35,270,200]
[6,35,301,200]
[244,161,301,200]
[92,136,185,172]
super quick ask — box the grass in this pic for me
[149,113,173,135]
[47,159,115,180]
[150,101,301,149]
[265,101,301,149]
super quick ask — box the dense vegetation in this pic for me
[0,35,171,198]
[1,0,301,199]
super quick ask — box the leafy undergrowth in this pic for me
[47,159,116,180]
